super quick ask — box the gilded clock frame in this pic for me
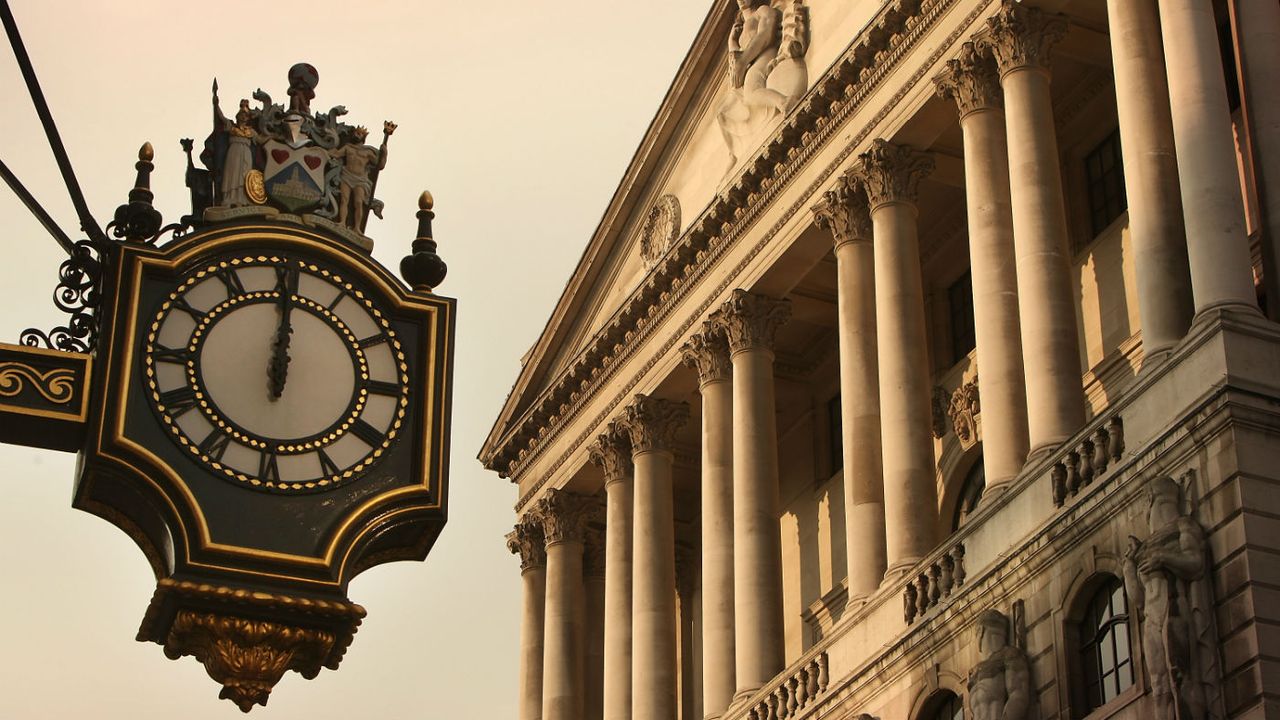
[79,223,454,590]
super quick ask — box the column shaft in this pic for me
[543,541,586,720]
[1107,0,1194,356]
[700,379,736,714]
[732,346,786,691]
[1231,0,1280,320]
[813,186,887,597]
[982,6,1086,453]
[1157,0,1257,314]
[510,521,549,720]
[603,478,633,720]
[619,396,688,720]
[681,327,736,717]
[584,532,606,720]
[714,290,790,694]
[935,44,1032,489]
[519,567,547,720]
[871,199,937,570]
[632,448,678,720]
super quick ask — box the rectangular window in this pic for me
[948,270,975,364]
[1085,128,1127,236]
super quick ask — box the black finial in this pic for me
[400,191,447,293]
[112,142,163,242]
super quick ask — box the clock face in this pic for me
[143,254,410,492]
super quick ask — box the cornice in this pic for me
[493,0,996,511]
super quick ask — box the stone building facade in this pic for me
[480,1,1280,718]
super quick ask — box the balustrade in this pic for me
[742,652,830,720]
[902,543,966,623]
[1051,416,1124,507]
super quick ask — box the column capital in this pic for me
[712,289,792,355]
[849,139,935,209]
[533,488,599,546]
[583,524,607,578]
[618,394,690,455]
[680,321,733,386]
[812,179,873,248]
[506,516,546,572]
[934,41,1003,117]
[588,422,632,488]
[976,2,1068,76]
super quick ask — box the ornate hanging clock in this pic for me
[0,65,458,712]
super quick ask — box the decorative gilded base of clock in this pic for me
[137,578,365,713]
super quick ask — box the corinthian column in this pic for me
[712,289,791,695]
[811,183,887,597]
[978,3,1086,454]
[849,140,938,576]
[1156,0,1259,316]
[934,43,1031,490]
[535,489,597,720]
[618,395,690,720]
[588,427,633,720]
[680,324,736,717]
[1104,0,1194,357]
[584,525,606,720]
[1233,1,1280,321]
[509,518,548,720]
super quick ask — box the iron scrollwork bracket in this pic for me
[20,237,107,354]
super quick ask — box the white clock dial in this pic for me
[144,255,410,492]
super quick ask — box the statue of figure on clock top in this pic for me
[183,63,395,247]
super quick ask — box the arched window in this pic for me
[921,690,964,720]
[1078,576,1135,713]
[952,456,985,531]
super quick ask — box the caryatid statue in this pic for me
[967,609,1032,720]
[716,0,809,172]
[1122,475,1219,720]
[329,121,396,231]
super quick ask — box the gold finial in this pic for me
[419,190,434,211]
[139,142,155,162]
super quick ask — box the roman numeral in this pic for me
[198,429,232,461]
[159,387,198,416]
[258,450,280,482]
[317,448,342,476]
[349,419,385,448]
[170,297,206,320]
[357,334,389,349]
[274,265,300,295]
[153,345,193,364]
[363,379,400,396]
[215,267,246,297]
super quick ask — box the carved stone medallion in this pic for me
[640,195,682,267]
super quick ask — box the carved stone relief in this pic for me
[640,194,682,267]
[967,608,1032,720]
[716,0,811,174]
[948,374,981,448]
[1121,475,1221,719]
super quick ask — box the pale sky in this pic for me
[0,1,709,716]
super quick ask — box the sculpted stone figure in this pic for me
[216,98,262,208]
[716,0,809,172]
[329,121,396,230]
[967,609,1032,720]
[1122,475,1219,720]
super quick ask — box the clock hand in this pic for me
[267,278,294,400]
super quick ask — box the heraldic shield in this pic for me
[263,140,329,213]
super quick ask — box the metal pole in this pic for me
[1,0,106,246]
